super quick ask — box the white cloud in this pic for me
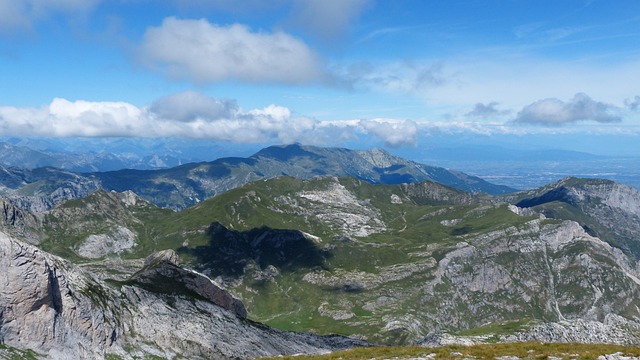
[0,98,142,137]
[287,0,370,42]
[137,17,324,84]
[165,0,369,43]
[466,102,510,118]
[626,96,640,111]
[334,60,447,94]
[359,119,418,147]
[514,93,621,126]
[0,0,98,33]
[0,93,429,147]
[1,94,638,147]
[149,90,238,122]
[0,93,327,144]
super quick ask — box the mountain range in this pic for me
[1,144,640,358]
[0,144,514,212]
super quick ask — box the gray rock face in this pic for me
[293,178,387,237]
[418,314,640,347]
[132,250,248,319]
[0,232,367,359]
[77,226,137,259]
[6,176,100,214]
[0,198,40,243]
[420,220,640,331]
[0,232,118,359]
[510,177,640,259]
[504,315,640,345]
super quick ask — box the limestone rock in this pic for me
[132,251,247,319]
[77,226,137,259]
[0,231,119,359]
[0,231,368,359]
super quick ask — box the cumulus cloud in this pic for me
[149,90,238,122]
[514,93,621,126]
[359,119,418,147]
[0,92,430,147]
[137,17,324,85]
[287,0,370,42]
[625,96,640,111]
[0,0,98,33]
[0,93,335,145]
[3,94,638,146]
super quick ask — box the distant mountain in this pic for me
[0,138,256,172]
[93,144,515,209]
[0,140,188,172]
[0,144,514,212]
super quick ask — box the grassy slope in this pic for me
[151,177,535,344]
[38,176,639,346]
[260,343,640,360]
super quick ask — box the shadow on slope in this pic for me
[179,222,330,277]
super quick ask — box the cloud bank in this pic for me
[359,119,418,147]
[1,92,638,149]
[514,93,621,126]
[137,17,324,84]
[0,92,424,147]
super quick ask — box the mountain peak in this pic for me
[251,143,321,161]
[356,147,402,168]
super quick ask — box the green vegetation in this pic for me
[0,344,41,360]
[260,343,640,360]
[30,175,640,346]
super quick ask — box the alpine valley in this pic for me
[1,144,640,359]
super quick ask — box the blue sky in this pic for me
[1,0,639,155]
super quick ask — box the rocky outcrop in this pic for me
[418,315,640,347]
[418,220,640,332]
[294,178,387,237]
[77,226,137,259]
[509,177,640,259]
[0,198,40,243]
[6,175,100,214]
[0,232,367,359]
[40,189,167,260]
[0,231,119,359]
[131,249,248,319]
[504,315,640,345]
